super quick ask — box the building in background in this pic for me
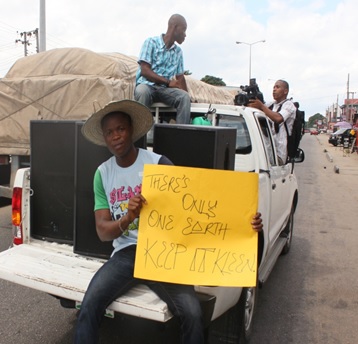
[326,97,358,131]
[341,98,358,123]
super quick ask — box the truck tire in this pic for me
[281,204,294,255]
[208,286,258,343]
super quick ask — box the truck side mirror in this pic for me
[294,148,305,163]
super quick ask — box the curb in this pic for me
[325,151,337,171]
[325,151,333,162]
[321,138,337,171]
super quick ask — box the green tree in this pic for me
[307,113,325,128]
[200,75,226,86]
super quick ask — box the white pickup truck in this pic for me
[0,102,303,343]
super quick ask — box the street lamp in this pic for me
[236,40,265,84]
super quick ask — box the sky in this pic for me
[0,0,357,119]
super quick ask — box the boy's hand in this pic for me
[251,212,263,232]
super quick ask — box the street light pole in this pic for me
[236,40,265,84]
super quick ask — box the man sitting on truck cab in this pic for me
[75,99,263,343]
[134,14,191,124]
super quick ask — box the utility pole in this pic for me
[347,73,350,100]
[15,29,39,56]
[236,40,266,84]
[39,0,46,52]
[346,73,350,121]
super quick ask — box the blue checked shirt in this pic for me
[136,34,184,86]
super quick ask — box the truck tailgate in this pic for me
[0,242,172,322]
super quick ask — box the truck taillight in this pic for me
[12,187,23,245]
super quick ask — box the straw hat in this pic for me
[82,99,154,146]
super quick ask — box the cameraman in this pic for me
[248,79,296,165]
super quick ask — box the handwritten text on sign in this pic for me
[134,165,258,287]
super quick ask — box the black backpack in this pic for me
[270,101,305,161]
[288,106,305,160]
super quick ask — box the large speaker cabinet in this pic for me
[153,124,236,170]
[31,121,78,243]
[30,120,146,259]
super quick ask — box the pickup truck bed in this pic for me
[0,241,172,322]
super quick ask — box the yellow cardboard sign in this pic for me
[134,165,258,287]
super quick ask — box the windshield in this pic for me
[333,128,347,135]
[216,114,252,154]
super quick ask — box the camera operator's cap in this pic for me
[82,99,154,146]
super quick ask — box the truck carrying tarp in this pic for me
[0,47,235,155]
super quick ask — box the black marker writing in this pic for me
[147,210,174,230]
[182,193,218,219]
[145,173,190,193]
[182,218,230,240]
[143,239,187,270]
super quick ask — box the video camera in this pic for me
[234,78,264,106]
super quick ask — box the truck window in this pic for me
[257,117,276,166]
[217,114,252,154]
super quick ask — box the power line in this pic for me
[0,21,20,36]
[46,32,75,48]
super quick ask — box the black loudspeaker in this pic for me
[30,121,77,243]
[153,124,236,170]
[30,120,147,257]
[73,122,113,259]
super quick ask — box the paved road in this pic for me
[249,133,358,344]
[0,133,357,343]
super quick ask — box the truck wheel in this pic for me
[208,286,258,343]
[281,205,294,255]
[238,286,257,342]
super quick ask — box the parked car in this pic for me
[310,129,319,135]
[328,128,353,146]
